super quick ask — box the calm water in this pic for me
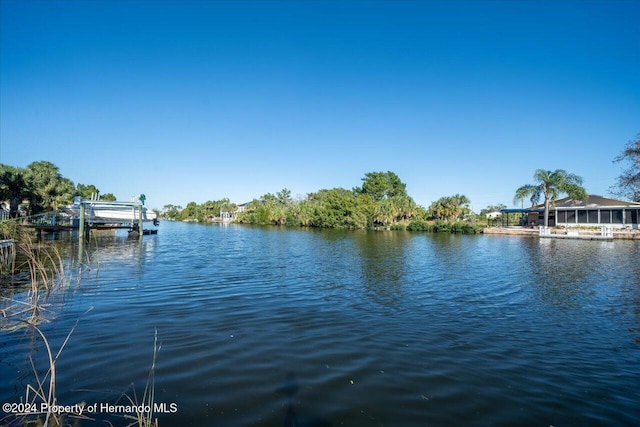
[1,222,639,426]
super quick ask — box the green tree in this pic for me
[290,199,316,227]
[180,201,203,222]
[276,188,292,206]
[612,133,640,202]
[0,164,26,217]
[355,194,376,228]
[390,194,417,222]
[202,199,226,220]
[24,161,75,214]
[373,197,396,226]
[75,183,100,200]
[428,194,470,222]
[101,193,117,201]
[514,169,587,227]
[162,204,182,220]
[355,171,407,201]
[309,188,367,228]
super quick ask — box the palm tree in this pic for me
[0,164,26,217]
[428,194,471,222]
[514,169,588,227]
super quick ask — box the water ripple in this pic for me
[1,224,639,426]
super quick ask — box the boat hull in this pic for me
[61,201,157,223]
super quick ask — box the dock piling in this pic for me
[79,203,86,241]
[138,204,143,237]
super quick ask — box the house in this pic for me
[502,195,640,228]
[219,202,249,222]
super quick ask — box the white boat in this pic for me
[61,197,157,223]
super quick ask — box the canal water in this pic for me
[1,222,639,426]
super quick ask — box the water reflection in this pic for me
[524,238,609,309]
[353,231,410,309]
[277,372,333,427]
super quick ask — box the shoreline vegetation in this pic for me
[3,160,639,237]
[161,171,487,234]
[0,163,492,234]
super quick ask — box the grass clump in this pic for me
[118,328,161,427]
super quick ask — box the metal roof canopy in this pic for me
[80,200,142,207]
[501,208,543,213]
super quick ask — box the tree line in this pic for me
[0,161,116,217]
[3,133,638,228]
[161,132,640,232]
[162,171,484,233]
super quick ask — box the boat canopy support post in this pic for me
[79,203,86,241]
[78,202,86,262]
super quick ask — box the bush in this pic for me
[450,222,464,233]
[433,220,451,233]
[407,220,432,231]
[284,212,298,227]
[462,224,482,234]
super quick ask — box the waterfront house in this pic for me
[219,202,249,222]
[502,195,640,228]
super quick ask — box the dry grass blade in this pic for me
[1,228,67,330]
[120,328,161,427]
[2,308,93,427]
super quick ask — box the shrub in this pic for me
[407,220,431,231]
[433,220,451,233]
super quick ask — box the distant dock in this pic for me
[484,226,640,240]
[540,233,613,241]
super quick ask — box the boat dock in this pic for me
[13,198,159,239]
[483,225,639,240]
[538,226,614,241]
[23,221,159,238]
[22,223,145,232]
[540,233,613,241]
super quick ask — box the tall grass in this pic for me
[1,223,66,330]
[24,318,87,427]
[121,328,161,427]
[1,220,18,275]
[0,310,92,427]
[0,221,73,425]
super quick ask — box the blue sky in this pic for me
[1,0,639,211]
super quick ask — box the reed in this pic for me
[121,328,161,427]
[1,224,66,331]
[1,312,91,427]
[1,220,19,275]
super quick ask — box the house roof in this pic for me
[533,195,640,209]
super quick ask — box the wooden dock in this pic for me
[23,224,140,232]
[539,226,614,241]
[16,206,158,238]
[540,234,613,241]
